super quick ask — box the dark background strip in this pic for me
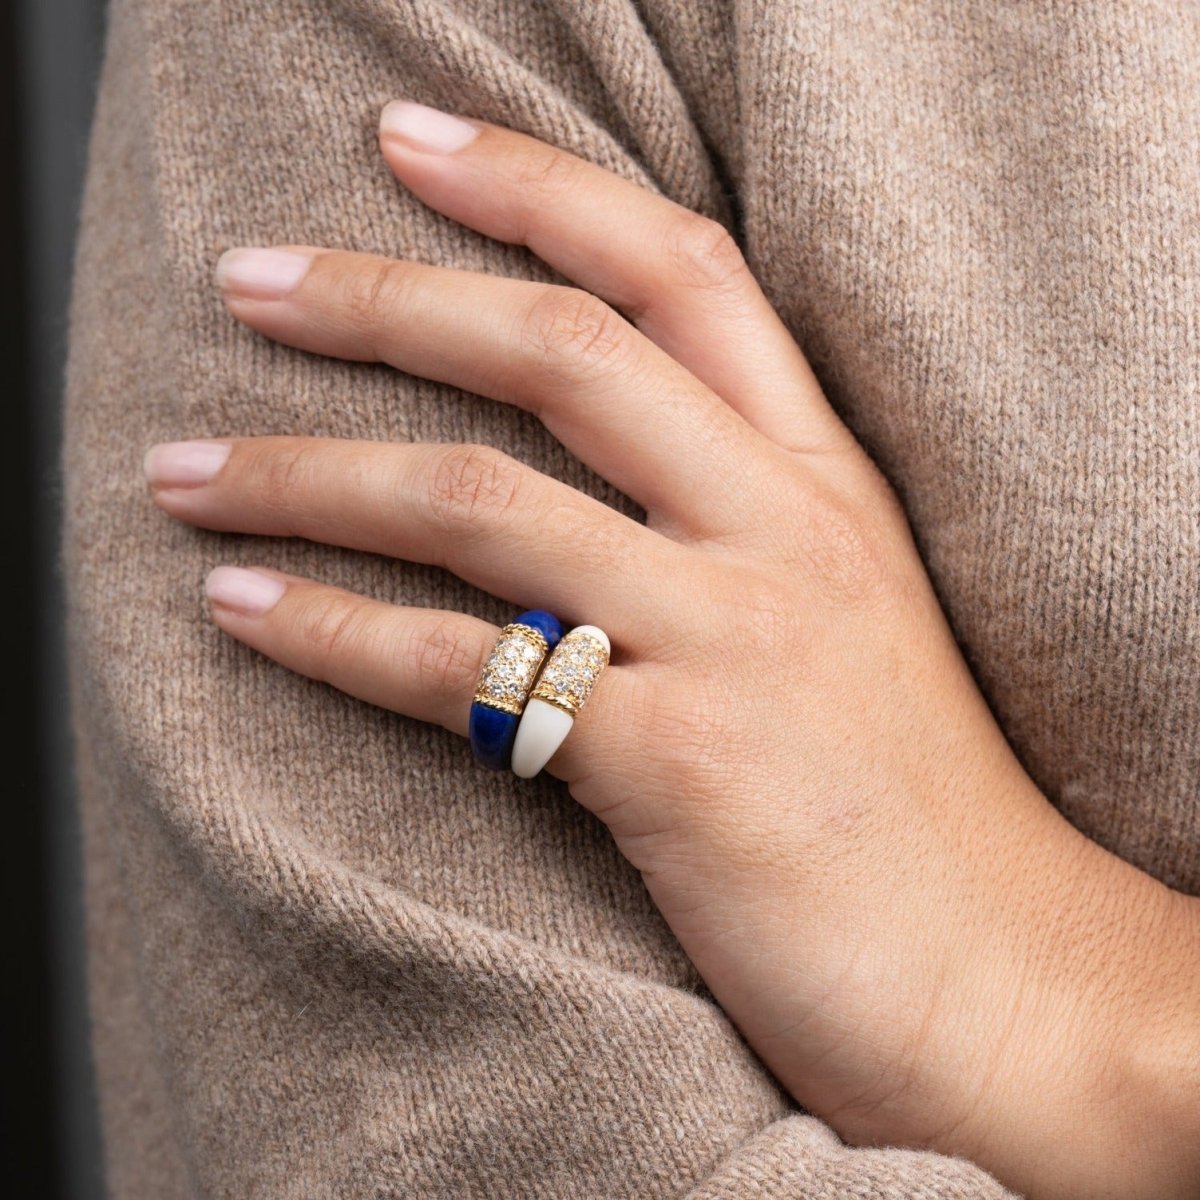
[5,0,107,1196]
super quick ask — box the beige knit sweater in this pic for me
[64,1,1200,1196]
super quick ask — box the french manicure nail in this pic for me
[379,100,480,154]
[205,566,287,616]
[144,440,231,488]
[216,247,314,298]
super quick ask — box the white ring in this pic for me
[510,625,610,778]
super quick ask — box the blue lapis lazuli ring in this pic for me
[469,610,564,770]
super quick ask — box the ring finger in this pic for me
[200,566,633,782]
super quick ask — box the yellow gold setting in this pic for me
[472,622,551,715]
[529,629,609,717]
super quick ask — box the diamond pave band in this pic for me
[473,622,550,717]
[529,627,610,717]
[510,625,610,779]
[469,610,564,773]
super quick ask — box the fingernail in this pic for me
[205,566,287,616]
[144,440,231,488]
[216,248,314,299]
[379,100,480,154]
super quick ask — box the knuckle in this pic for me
[549,497,639,578]
[670,565,802,670]
[661,212,749,294]
[797,489,898,610]
[299,597,370,667]
[722,573,802,652]
[520,287,629,380]
[407,616,483,697]
[343,257,411,333]
[426,443,524,535]
[255,440,318,514]
[513,144,584,201]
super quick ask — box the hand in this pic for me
[143,101,1200,1199]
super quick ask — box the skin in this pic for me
[142,103,1200,1199]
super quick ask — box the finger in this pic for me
[200,565,630,784]
[145,436,692,652]
[215,245,787,542]
[377,100,857,458]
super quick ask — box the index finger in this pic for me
[377,101,854,458]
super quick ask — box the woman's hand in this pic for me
[143,101,1200,1199]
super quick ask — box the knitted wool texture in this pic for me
[65,0,1200,1196]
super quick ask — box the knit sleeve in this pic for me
[64,0,1017,1194]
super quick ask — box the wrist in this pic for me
[1108,887,1200,1199]
[944,827,1200,1200]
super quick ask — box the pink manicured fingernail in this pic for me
[144,440,231,488]
[216,248,314,298]
[205,566,287,616]
[379,100,480,154]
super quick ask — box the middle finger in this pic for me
[144,434,694,651]
[216,246,790,542]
